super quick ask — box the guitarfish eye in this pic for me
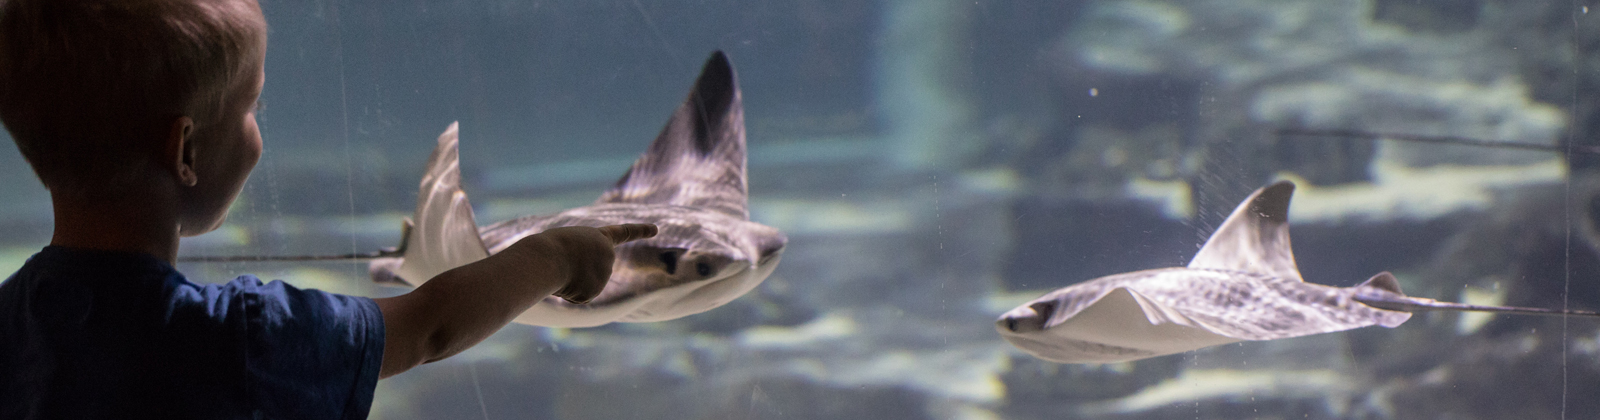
[696,262,712,276]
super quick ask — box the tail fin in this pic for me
[1352,271,1600,320]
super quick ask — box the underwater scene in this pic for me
[3,0,1599,418]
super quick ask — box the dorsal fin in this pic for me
[596,51,749,219]
[1188,180,1302,281]
[1356,272,1407,295]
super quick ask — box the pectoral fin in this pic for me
[378,122,491,286]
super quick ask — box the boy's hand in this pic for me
[376,223,656,379]
[511,224,658,304]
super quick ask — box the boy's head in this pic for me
[0,0,267,235]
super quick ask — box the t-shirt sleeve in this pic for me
[231,275,385,419]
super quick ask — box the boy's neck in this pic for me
[49,186,182,265]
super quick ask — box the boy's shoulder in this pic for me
[0,246,385,419]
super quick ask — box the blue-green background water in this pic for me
[3,0,1599,418]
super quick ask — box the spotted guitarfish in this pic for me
[369,51,787,328]
[997,180,1599,364]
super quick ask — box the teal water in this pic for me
[2,0,1598,419]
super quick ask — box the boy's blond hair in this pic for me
[0,0,266,195]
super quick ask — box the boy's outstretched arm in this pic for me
[373,223,657,379]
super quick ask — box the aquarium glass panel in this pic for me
[2,0,1597,418]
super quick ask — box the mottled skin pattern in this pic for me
[370,51,787,328]
[996,181,1411,364]
[478,203,784,325]
[1014,268,1409,342]
[482,51,786,326]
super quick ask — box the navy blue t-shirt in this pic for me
[0,246,384,419]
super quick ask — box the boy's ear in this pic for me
[166,116,198,187]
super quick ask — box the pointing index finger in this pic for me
[598,223,658,245]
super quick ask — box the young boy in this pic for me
[0,0,656,418]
